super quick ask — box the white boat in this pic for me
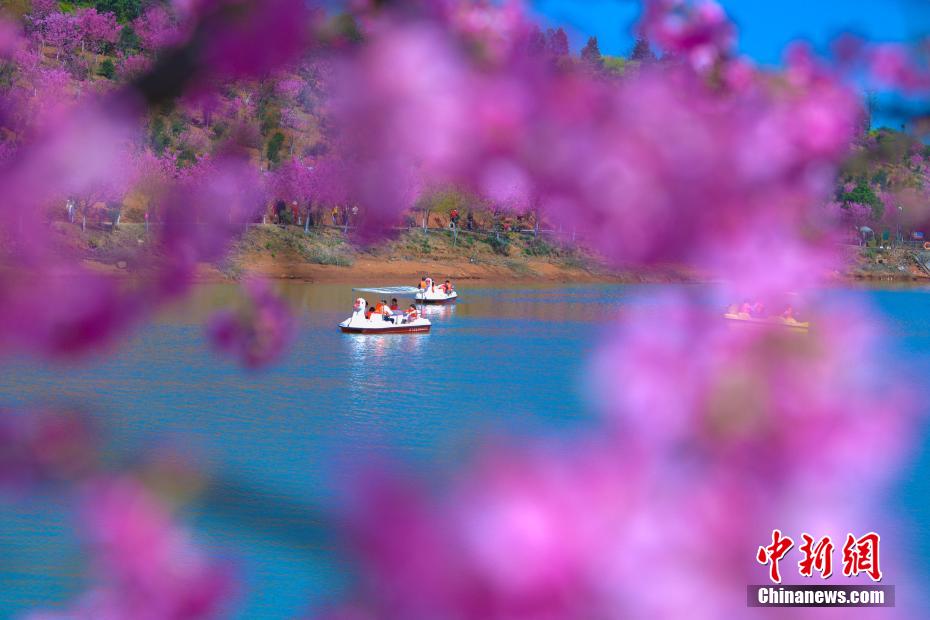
[416,277,458,305]
[339,298,431,334]
[723,313,810,332]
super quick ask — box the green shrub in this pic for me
[487,234,510,255]
[176,146,197,167]
[170,116,186,136]
[304,246,353,266]
[211,121,229,140]
[98,59,116,80]
[524,237,556,257]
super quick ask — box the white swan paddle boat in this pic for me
[723,313,810,332]
[339,292,431,335]
[416,277,458,305]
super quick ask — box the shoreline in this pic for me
[76,257,930,288]
[54,221,930,288]
[226,256,700,285]
[72,253,930,286]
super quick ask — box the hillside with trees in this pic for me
[0,0,914,281]
[0,1,684,280]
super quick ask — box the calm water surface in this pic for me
[1,283,930,617]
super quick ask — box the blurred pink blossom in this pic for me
[207,278,295,368]
[641,0,735,70]
[590,293,915,493]
[31,476,236,620]
[0,409,97,492]
[195,0,318,79]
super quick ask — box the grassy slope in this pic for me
[47,220,695,283]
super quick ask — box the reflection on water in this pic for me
[6,282,930,618]
[161,282,629,326]
[419,302,457,318]
[345,331,430,399]
[0,282,624,619]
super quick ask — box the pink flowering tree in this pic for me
[37,11,79,62]
[75,8,118,56]
[132,4,181,52]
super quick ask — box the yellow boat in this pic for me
[723,313,810,332]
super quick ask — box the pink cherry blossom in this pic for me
[133,5,182,51]
[75,8,119,54]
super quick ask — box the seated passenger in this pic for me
[374,299,386,315]
[442,279,453,294]
[364,303,374,320]
[418,277,427,290]
[390,298,399,312]
[405,304,418,321]
[781,305,796,322]
[738,300,752,316]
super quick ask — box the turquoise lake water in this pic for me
[1,283,930,618]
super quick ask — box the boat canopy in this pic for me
[353,286,422,296]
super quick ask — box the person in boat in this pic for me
[441,279,453,294]
[781,305,797,323]
[390,298,399,312]
[405,304,418,322]
[738,300,752,316]
[418,276,427,290]
[364,302,375,320]
[750,301,766,318]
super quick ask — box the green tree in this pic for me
[95,0,142,22]
[267,132,285,166]
[631,36,656,63]
[98,58,116,80]
[841,179,883,221]
[117,24,140,53]
[149,116,170,153]
[580,36,602,67]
